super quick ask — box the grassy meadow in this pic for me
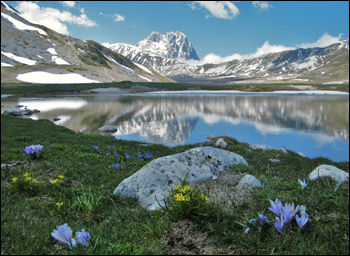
[1,112,349,254]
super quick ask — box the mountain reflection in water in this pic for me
[2,93,348,161]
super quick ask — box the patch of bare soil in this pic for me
[161,219,236,255]
[160,167,257,255]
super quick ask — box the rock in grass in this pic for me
[215,138,228,148]
[207,135,217,141]
[97,125,118,132]
[237,174,262,190]
[250,144,287,154]
[309,164,349,184]
[4,109,33,116]
[113,146,248,211]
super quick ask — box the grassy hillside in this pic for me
[1,114,348,254]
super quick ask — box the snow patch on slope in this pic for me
[16,71,101,84]
[1,12,47,35]
[1,51,37,65]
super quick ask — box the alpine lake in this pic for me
[1,90,349,162]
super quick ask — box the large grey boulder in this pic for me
[113,146,248,211]
[309,164,349,184]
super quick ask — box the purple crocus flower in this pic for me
[299,205,308,216]
[268,198,284,217]
[92,145,98,150]
[51,223,76,248]
[295,213,309,230]
[35,144,43,153]
[245,227,251,234]
[257,212,267,226]
[298,178,308,189]
[115,152,119,157]
[105,153,111,157]
[76,229,90,246]
[274,216,285,234]
[25,146,35,155]
[249,218,257,224]
[145,153,153,159]
[25,144,43,158]
[113,164,120,168]
[125,153,130,159]
[283,202,300,224]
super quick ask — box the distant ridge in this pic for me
[1,1,173,84]
[104,31,349,85]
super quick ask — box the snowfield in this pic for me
[1,12,47,35]
[16,71,101,84]
[1,51,37,65]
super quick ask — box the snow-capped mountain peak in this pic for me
[136,31,199,60]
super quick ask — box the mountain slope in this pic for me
[103,31,199,62]
[104,30,349,85]
[1,1,173,84]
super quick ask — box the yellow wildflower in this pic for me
[175,184,180,189]
[184,185,193,191]
[25,177,32,181]
[58,175,64,179]
[56,202,63,208]
[12,177,18,183]
[50,179,58,184]
[201,195,209,201]
[23,172,29,177]
[32,178,38,183]
[180,185,193,193]
[174,193,186,201]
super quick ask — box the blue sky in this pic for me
[5,1,349,63]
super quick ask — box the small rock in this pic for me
[212,175,218,181]
[309,164,349,184]
[269,159,280,163]
[236,174,262,191]
[33,109,40,113]
[207,135,217,141]
[250,144,287,154]
[215,138,228,148]
[3,109,33,116]
[98,125,118,132]
[53,117,61,121]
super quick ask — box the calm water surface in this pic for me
[2,92,349,162]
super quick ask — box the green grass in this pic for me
[1,114,349,254]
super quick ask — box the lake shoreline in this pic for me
[1,81,349,97]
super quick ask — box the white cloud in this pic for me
[252,1,272,11]
[181,41,295,65]
[190,1,239,19]
[15,1,96,35]
[114,14,125,22]
[181,32,345,66]
[61,1,75,8]
[297,32,344,49]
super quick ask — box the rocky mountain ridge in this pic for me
[105,31,349,85]
[1,1,173,84]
